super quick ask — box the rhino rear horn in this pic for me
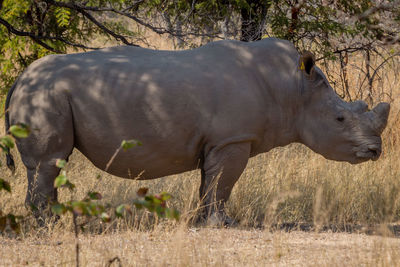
[300,51,315,75]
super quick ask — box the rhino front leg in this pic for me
[199,142,251,225]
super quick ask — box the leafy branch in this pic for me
[0,124,30,235]
[0,17,99,52]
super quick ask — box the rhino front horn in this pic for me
[371,102,390,134]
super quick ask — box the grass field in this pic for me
[1,227,400,266]
[1,39,400,266]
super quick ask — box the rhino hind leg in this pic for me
[199,142,251,226]
[25,163,62,225]
[15,110,74,225]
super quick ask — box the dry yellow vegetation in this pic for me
[1,227,400,266]
[0,38,399,266]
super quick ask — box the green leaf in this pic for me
[160,192,172,201]
[51,203,67,215]
[115,204,125,217]
[65,180,76,191]
[7,214,20,233]
[137,187,148,197]
[87,191,102,200]
[9,124,30,138]
[155,205,164,217]
[133,199,144,210]
[56,159,66,169]
[86,202,104,216]
[0,135,14,149]
[55,7,71,27]
[115,204,132,217]
[54,171,67,188]
[166,208,180,221]
[121,139,142,151]
[0,179,11,193]
[101,212,111,222]
[146,195,162,205]
[71,201,86,216]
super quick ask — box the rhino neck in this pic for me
[258,107,300,155]
[257,73,302,154]
[248,39,304,154]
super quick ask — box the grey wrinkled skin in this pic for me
[5,38,390,223]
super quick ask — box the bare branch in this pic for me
[316,44,375,61]
[0,17,100,51]
[44,0,221,40]
[44,0,139,46]
[357,1,400,45]
[32,38,61,53]
[370,52,400,85]
[358,1,400,20]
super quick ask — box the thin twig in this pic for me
[72,213,80,267]
[106,256,122,267]
[43,0,139,46]
[316,44,374,61]
[44,0,221,39]
[0,17,99,51]
[105,147,122,172]
[358,1,400,20]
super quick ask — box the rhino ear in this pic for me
[300,51,315,76]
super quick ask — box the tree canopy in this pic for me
[0,0,399,100]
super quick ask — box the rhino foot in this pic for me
[28,202,60,228]
[195,211,237,227]
[207,213,238,227]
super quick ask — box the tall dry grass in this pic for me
[2,227,400,266]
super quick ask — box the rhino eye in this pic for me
[336,116,345,122]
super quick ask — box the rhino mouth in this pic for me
[355,144,381,161]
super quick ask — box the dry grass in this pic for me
[1,38,400,265]
[1,227,400,266]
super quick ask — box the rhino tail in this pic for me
[4,82,16,174]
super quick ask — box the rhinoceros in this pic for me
[4,38,390,223]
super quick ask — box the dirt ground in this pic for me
[1,227,400,266]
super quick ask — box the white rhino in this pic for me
[4,38,390,223]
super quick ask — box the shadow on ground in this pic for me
[267,222,400,237]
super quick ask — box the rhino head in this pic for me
[297,52,390,164]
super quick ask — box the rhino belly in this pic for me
[74,130,203,179]
[71,105,204,180]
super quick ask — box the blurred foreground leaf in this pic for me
[54,171,68,188]
[121,139,142,151]
[87,191,102,200]
[0,216,6,232]
[56,159,67,168]
[137,187,148,197]
[54,171,75,190]
[0,178,11,193]
[0,135,14,150]
[9,124,30,138]
[0,179,11,193]
[52,203,67,215]
[133,191,180,221]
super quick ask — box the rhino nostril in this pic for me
[368,147,381,158]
